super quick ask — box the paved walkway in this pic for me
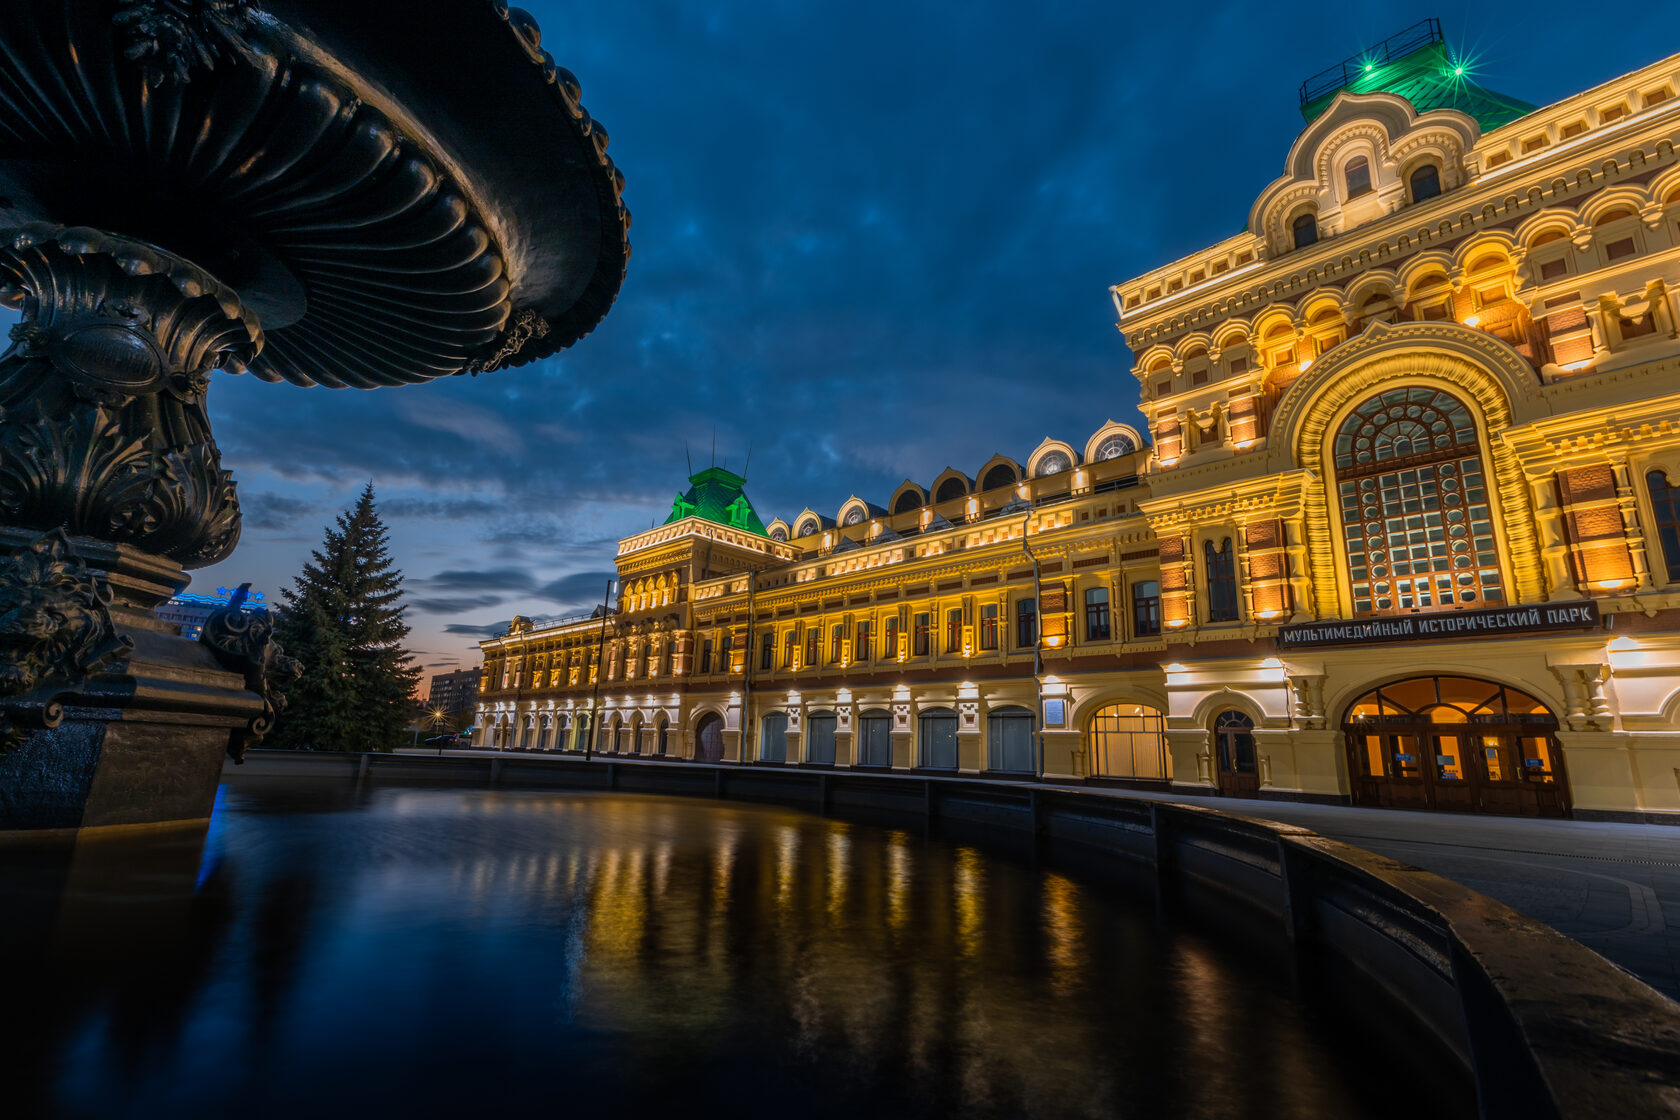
[392,750,1680,1000]
[1096,789,1680,1001]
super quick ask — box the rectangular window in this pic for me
[913,612,930,656]
[830,624,845,665]
[1206,540,1240,622]
[946,608,964,653]
[760,630,774,671]
[854,620,872,662]
[1016,598,1038,648]
[884,617,899,658]
[784,629,798,669]
[979,604,998,650]
[1605,238,1637,261]
[1132,580,1162,637]
[700,639,713,674]
[806,626,820,668]
[1538,257,1568,280]
[1085,587,1111,641]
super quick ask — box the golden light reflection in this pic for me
[1042,871,1085,995]
[954,847,983,958]
[887,830,911,933]
[775,825,800,917]
[826,826,851,920]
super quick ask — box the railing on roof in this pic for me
[1298,18,1442,110]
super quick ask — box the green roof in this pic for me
[663,466,769,537]
[1300,24,1535,132]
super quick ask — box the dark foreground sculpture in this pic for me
[0,1,629,832]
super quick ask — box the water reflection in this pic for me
[3,787,1471,1120]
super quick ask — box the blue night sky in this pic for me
[6,4,1656,685]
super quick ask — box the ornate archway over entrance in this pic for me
[1343,676,1568,817]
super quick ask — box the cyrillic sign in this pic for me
[1277,601,1599,649]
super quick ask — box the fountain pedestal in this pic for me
[0,2,630,833]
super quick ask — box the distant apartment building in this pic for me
[428,668,482,716]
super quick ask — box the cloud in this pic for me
[241,491,321,533]
[418,568,535,594]
[536,571,617,609]
[444,620,513,638]
[412,595,506,615]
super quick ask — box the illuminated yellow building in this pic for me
[481,27,1680,821]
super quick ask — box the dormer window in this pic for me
[1409,164,1441,203]
[1343,156,1372,199]
[1292,212,1319,250]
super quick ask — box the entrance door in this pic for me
[694,713,725,763]
[1214,710,1259,798]
[806,712,837,765]
[919,708,958,770]
[858,711,892,767]
[761,712,788,763]
[1342,676,1569,817]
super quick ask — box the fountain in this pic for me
[0,1,629,832]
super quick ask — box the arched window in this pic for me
[1035,451,1072,478]
[1344,155,1373,199]
[656,716,669,756]
[795,517,818,537]
[935,476,967,503]
[986,706,1037,773]
[760,711,788,763]
[842,505,867,526]
[982,463,1017,491]
[1335,388,1500,615]
[1410,163,1441,203]
[768,525,788,542]
[1095,433,1135,460]
[894,489,923,514]
[1085,703,1167,779]
[1205,539,1238,622]
[1292,211,1318,249]
[1649,470,1680,582]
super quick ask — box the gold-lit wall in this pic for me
[481,52,1680,820]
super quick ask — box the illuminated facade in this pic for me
[481,29,1680,820]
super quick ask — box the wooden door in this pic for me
[1214,711,1259,798]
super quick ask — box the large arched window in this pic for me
[893,489,923,514]
[1409,163,1441,203]
[1343,155,1373,199]
[1335,387,1501,615]
[1085,702,1167,780]
[1650,470,1680,582]
[1292,211,1319,249]
[982,463,1017,491]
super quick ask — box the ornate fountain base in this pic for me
[0,530,269,836]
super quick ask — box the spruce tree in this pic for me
[273,483,421,752]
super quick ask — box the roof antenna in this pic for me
[684,440,692,477]
[743,442,752,479]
